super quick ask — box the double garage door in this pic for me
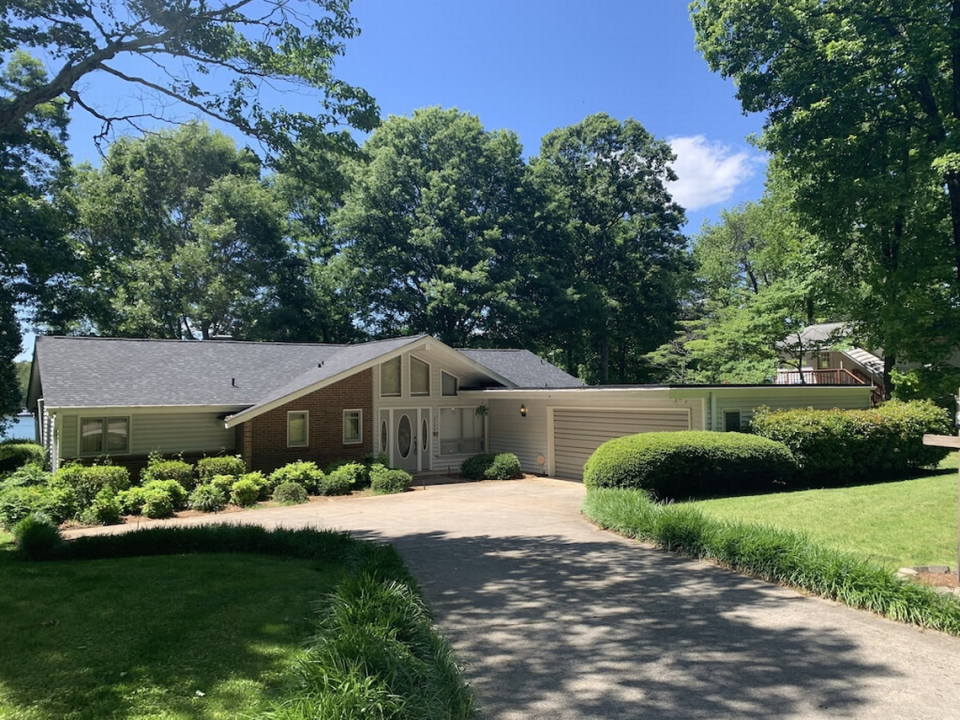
[552,408,691,480]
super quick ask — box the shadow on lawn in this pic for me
[346,528,899,720]
[0,552,325,719]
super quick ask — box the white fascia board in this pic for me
[460,387,672,400]
[41,404,250,415]
[224,336,518,429]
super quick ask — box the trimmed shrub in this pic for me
[188,483,227,512]
[269,461,324,495]
[80,487,122,526]
[319,469,353,496]
[1,463,51,489]
[273,481,309,505]
[197,455,246,483]
[239,471,271,500]
[143,479,188,509]
[0,442,45,475]
[325,460,367,487]
[230,478,260,507]
[54,463,130,510]
[0,484,76,528]
[141,488,174,519]
[12,512,62,560]
[750,400,953,486]
[141,458,194,489]
[117,486,148,515]
[209,474,237,495]
[370,467,413,495]
[583,431,797,500]
[486,453,522,480]
[460,452,523,481]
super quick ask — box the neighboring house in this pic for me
[775,322,884,404]
[27,334,873,481]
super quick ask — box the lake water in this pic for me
[2,416,36,442]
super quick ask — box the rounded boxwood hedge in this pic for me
[583,431,797,500]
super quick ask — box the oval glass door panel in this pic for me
[397,415,412,458]
[380,420,388,453]
[421,418,429,452]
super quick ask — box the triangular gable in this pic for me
[223,335,517,428]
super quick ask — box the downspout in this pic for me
[710,391,718,433]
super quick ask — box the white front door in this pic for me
[391,408,430,473]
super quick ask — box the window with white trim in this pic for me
[410,357,430,396]
[381,357,401,397]
[441,371,458,396]
[80,417,129,455]
[343,409,362,444]
[287,411,309,447]
[439,407,485,456]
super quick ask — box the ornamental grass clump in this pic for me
[12,512,62,560]
[188,483,227,512]
[582,488,960,636]
[583,431,797,500]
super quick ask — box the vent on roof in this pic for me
[211,334,233,341]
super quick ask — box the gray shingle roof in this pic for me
[457,349,585,388]
[34,336,345,408]
[226,335,427,422]
[33,335,582,411]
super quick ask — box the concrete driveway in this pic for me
[68,478,960,719]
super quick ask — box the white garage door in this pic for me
[552,408,691,480]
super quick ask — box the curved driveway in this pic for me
[69,478,960,719]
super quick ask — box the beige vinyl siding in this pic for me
[708,388,870,430]
[552,408,692,480]
[57,410,236,458]
[488,398,549,473]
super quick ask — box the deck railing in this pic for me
[774,368,866,386]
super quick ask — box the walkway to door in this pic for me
[67,478,960,719]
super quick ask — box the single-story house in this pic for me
[27,334,874,480]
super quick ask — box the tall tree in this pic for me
[65,122,304,340]
[332,107,529,346]
[527,113,689,383]
[0,0,378,158]
[691,0,960,395]
[0,51,72,427]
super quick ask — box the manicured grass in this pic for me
[685,461,959,569]
[0,533,335,720]
[0,525,476,720]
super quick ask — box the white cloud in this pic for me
[666,135,764,211]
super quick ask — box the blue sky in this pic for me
[62,0,768,231]
[25,1,768,361]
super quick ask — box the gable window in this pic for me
[287,411,309,447]
[441,371,458,397]
[80,417,129,455]
[723,410,742,433]
[381,357,401,397]
[343,409,362,445]
[411,357,430,396]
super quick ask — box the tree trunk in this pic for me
[883,353,896,401]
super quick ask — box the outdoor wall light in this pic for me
[520,404,527,418]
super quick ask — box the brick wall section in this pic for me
[245,369,373,474]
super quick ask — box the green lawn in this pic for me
[0,533,337,720]
[685,459,959,570]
